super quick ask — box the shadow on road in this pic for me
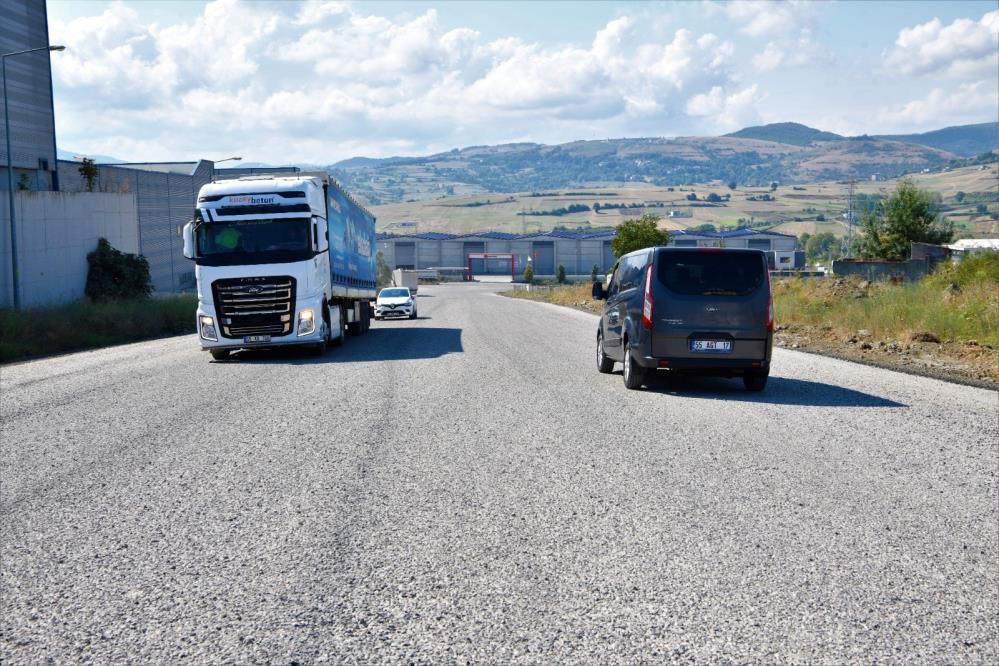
[643,374,906,408]
[223,326,463,365]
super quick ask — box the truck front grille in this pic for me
[212,276,296,338]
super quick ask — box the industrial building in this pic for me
[0,0,59,191]
[377,228,801,278]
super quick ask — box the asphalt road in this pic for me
[2,282,997,663]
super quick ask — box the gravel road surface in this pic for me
[2,282,997,663]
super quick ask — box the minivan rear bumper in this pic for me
[632,334,772,375]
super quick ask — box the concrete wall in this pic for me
[832,258,930,282]
[0,191,139,307]
[57,160,212,293]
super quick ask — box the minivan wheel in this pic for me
[622,339,646,390]
[743,372,768,392]
[596,332,614,374]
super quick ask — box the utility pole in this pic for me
[846,177,855,258]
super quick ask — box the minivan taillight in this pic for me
[642,264,654,330]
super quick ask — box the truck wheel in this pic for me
[622,339,646,390]
[310,338,327,356]
[210,349,229,361]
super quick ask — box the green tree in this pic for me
[769,181,778,192]
[17,173,30,191]
[375,250,392,287]
[78,157,99,192]
[706,192,722,203]
[727,180,737,190]
[556,264,566,283]
[856,179,954,260]
[611,214,672,258]
[523,263,534,284]
[690,223,717,233]
[975,203,988,215]
[805,232,838,263]
[815,213,825,222]
[954,191,966,203]
[590,264,599,282]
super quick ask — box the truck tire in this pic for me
[210,349,229,361]
[310,338,327,356]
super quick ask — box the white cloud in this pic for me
[685,84,763,131]
[752,29,833,72]
[49,1,751,163]
[884,10,999,77]
[879,81,999,130]
[721,0,815,38]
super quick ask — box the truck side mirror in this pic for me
[182,222,195,260]
[592,281,605,300]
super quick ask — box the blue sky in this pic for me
[46,0,999,164]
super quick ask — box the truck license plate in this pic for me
[690,339,732,352]
[243,335,271,343]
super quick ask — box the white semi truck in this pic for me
[182,173,377,360]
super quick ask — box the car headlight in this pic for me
[199,315,218,341]
[297,308,315,336]
[405,299,413,306]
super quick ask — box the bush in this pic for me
[85,238,152,301]
[375,250,392,287]
[590,264,599,282]
[556,264,566,284]
[523,263,534,284]
[925,251,999,289]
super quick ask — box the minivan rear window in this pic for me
[657,251,765,296]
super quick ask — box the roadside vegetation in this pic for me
[0,238,196,363]
[0,295,197,363]
[774,252,999,348]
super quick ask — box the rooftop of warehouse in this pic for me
[376,228,796,241]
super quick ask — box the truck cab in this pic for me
[183,174,376,360]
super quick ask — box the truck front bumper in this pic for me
[197,297,327,351]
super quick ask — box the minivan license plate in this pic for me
[690,340,732,352]
[244,335,271,343]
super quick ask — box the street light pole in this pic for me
[3,44,65,309]
[211,156,242,182]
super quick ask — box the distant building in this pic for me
[0,0,59,191]
[376,228,800,277]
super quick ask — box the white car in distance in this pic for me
[375,287,417,320]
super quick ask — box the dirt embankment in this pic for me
[774,323,998,389]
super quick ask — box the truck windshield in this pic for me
[658,251,765,296]
[195,218,312,266]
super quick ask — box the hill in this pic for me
[724,122,843,146]
[874,122,999,157]
[330,132,960,206]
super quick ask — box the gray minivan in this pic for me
[592,247,773,391]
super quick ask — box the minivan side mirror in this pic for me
[592,281,605,300]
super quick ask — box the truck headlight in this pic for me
[199,315,218,341]
[297,308,315,336]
